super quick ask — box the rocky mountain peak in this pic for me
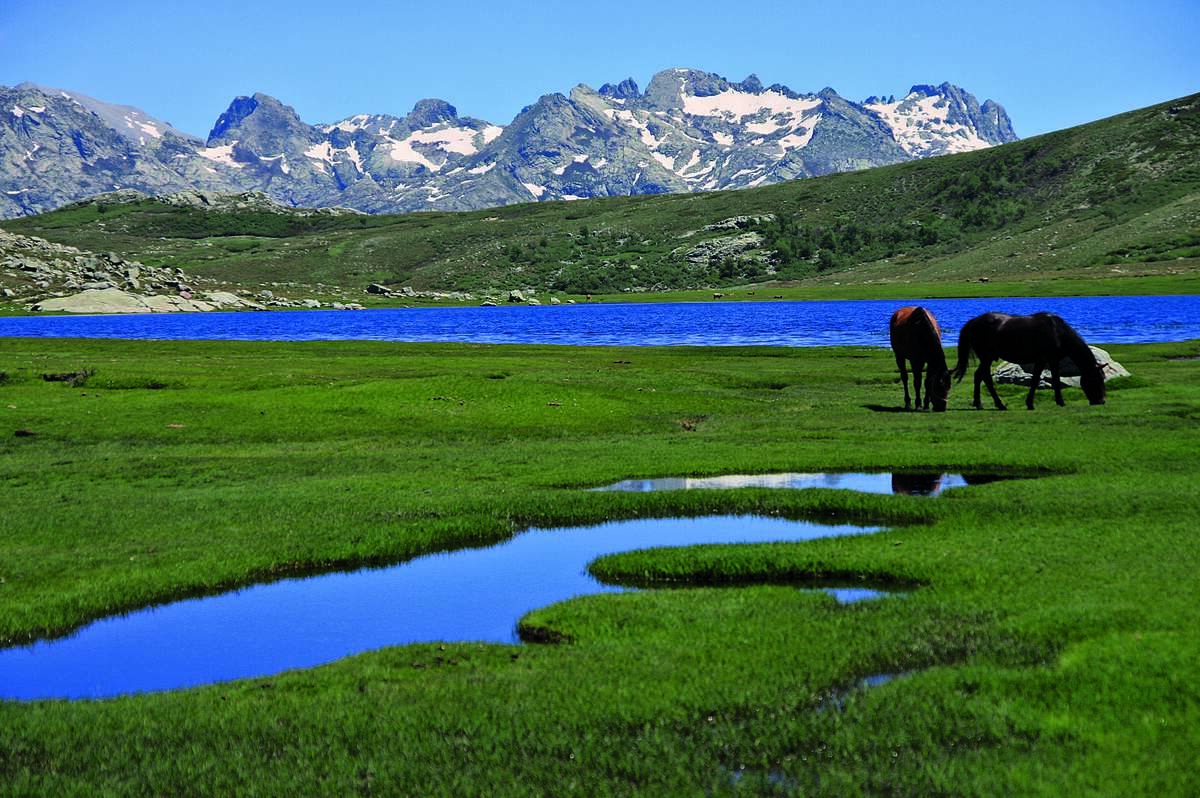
[862,82,1018,156]
[207,95,260,143]
[598,78,640,101]
[1,69,1020,220]
[407,99,459,128]
[907,83,944,98]
[207,93,308,147]
[736,74,764,94]
[641,68,729,110]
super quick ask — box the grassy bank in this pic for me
[2,336,1198,795]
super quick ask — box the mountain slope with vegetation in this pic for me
[2,92,1197,304]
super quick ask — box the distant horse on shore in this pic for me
[889,306,951,412]
[953,311,1106,410]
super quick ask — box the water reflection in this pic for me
[593,472,1005,496]
[0,515,885,701]
[891,473,945,495]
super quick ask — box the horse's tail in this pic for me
[952,320,974,383]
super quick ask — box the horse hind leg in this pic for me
[896,355,912,409]
[976,361,1007,410]
[1048,362,1066,407]
[912,361,926,410]
[1025,361,1045,410]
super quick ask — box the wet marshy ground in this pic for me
[1,515,885,701]
[1,472,1010,700]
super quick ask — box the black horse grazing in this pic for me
[889,306,951,412]
[952,311,1106,410]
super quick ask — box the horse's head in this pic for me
[927,367,952,412]
[1081,364,1107,405]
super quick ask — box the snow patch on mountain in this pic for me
[324,115,373,133]
[865,89,996,157]
[198,144,243,168]
[683,88,820,120]
[383,123,493,170]
[125,115,162,139]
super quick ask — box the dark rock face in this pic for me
[599,78,639,100]
[208,95,262,142]
[1,70,1018,219]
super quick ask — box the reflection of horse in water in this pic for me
[953,312,1106,410]
[889,306,951,412]
[890,473,945,496]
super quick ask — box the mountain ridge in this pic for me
[2,90,1196,306]
[1,68,1017,219]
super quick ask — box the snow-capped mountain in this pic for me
[0,70,1016,218]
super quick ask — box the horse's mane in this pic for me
[1051,314,1107,402]
[1049,314,1091,357]
[909,308,947,364]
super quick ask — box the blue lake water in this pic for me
[1,295,1198,346]
[0,514,884,701]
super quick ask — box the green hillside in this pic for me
[4,92,1198,300]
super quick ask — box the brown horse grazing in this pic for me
[889,306,951,412]
[952,311,1106,410]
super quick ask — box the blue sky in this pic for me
[2,0,1196,140]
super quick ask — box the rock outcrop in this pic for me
[1,228,266,313]
[32,287,262,314]
[994,346,1130,387]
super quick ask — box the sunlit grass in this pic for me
[1,336,1198,795]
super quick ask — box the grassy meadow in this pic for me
[2,333,1198,795]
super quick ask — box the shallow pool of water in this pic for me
[0,515,885,701]
[592,472,1005,496]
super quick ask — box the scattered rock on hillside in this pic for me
[62,189,366,218]
[672,232,769,265]
[366,284,476,302]
[703,214,777,232]
[0,228,313,313]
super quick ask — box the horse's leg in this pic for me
[913,361,925,410]
[896,354,911,410]
[1048,361,1066,406]
[1025,361,1044,410]
[977,360,1007,410]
